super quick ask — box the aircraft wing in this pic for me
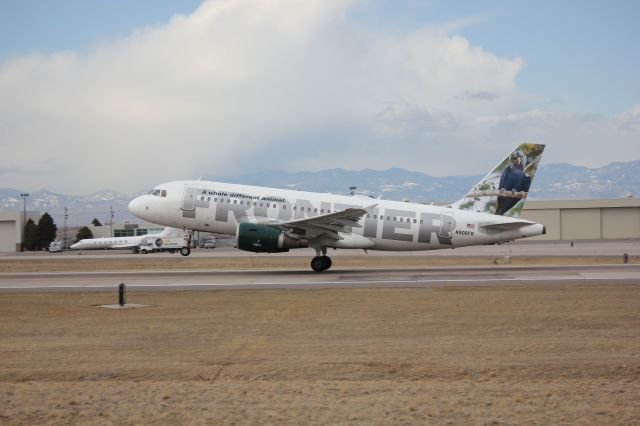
[270,207,372,240]
[479,219,536,231]
[112,243,139,249]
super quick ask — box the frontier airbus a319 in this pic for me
[128,144,546,272]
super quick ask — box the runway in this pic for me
[2,239,639,260]
[1,264,638,292]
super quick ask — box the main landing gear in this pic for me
[310,247,332,272]
[311,255,332,272]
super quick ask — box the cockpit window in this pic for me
[147,188,167,196]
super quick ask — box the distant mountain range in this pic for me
[210,160,640,202]
[1,160,638,226]
[0,189,134,228]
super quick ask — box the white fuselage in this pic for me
[70,235,147,250]
[128,180,544,251]
[70,227,184,250]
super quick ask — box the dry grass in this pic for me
[0,254,636,273]
[1,284,639,424]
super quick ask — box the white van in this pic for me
[48,240,64,252]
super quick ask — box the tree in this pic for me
[75,226,93,242]
[23,219,38,251]
[91,218,102,226]
[36,212,57,249]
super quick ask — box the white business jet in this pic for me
[70,227,184,251]
[128,144,546,272]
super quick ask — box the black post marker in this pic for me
[119,283,126,306]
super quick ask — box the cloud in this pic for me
[615,106,640,132]
[460,90,499,101]
[0,0,637,194]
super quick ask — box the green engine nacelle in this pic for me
[236,223,302,253]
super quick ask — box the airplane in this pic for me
[128,143,546,272]
[70,226,186,252]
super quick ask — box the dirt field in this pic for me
[1,284,639,425]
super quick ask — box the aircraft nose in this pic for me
[128,196,147,218]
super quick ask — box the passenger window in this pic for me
[413,219,417,224]
[387,216,390,220]
[366,214,370,218]
[373,215,377,219]
[273,204,276,208]
[393,217,397,221]
[233,200,237,204]
[161,190,167,197]
[314,208,318,213]
[201,196,204,201]
[321,209,325,214]
[153,190,160,196]
[293,206,297,210]
[207,197,211,201]
[283,205,286,209]
[420,220,423,224]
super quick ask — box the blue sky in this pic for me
[0,1,202,57]
[2,0,638,115]
[0,0,638,193]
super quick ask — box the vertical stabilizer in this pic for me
[157,227,185,237]
[451,143,545,218]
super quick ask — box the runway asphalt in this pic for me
[2,239,639,260]
[1,264,638,293]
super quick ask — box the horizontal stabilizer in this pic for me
[479,220,536,231]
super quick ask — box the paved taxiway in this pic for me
[1,264,638,292]
[2,239,639,260]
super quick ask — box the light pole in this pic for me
[20,193,29,251]
[110,205,114,238]
[64,207,68,249]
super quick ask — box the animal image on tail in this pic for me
[451,143,545,217]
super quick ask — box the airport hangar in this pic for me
[0,198,639,252]
[0,211,41,252]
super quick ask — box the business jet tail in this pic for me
[157,227,185,237]
[451,143,546,218]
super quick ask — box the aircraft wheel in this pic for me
[180,247,191,257]
[311,256,325,272]
[321,256,332,270]
[311,256,332,272]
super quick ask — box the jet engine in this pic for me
[236,223,304,253]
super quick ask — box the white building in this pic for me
[88,221,165,239]
[0,211,41,252]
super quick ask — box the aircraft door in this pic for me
[181,186,197,211]
[439,213,455,239]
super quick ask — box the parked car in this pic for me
[202,239,216,249]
